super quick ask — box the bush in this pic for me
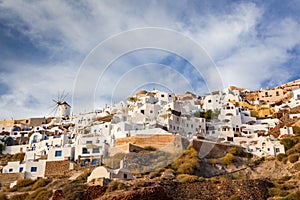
[176,174,197,183]
[61,183,87,200]
[228,194,241,200]
[293,162,300,171]
[279,175,292,182]
[10,193,29,200]
[12,153,25,162]
[228,146,246,157]
[285,191,300,200]
[106,181,125,192]
[33,190,53,200]
[276,153,287,162]
[31,178,51,190]
[171,147,200,175]
[292,126,300,136]
[149,171,160,179]
[281,138,296,150]
[282,157,288,164]
[144,146,157,151]
[288,154,299,163]
[221,153,236,165]
[25,188,46,200]
[209,158,219,165]
[177,162,196,174]
[10,179,35,191]
[74,171,91,183]
[268,188,281,197]
[164,168,175,173]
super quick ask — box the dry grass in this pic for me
[176,174,197,183]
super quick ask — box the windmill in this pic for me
[49,91,71,117]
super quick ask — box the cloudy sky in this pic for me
[0,0,300,119]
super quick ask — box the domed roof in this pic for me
[136,90,147,96]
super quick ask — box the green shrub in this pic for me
[61,183,87,200]
[221,153,236,165]
[210,176,220,184]
[10,193,29,200]
[292,126,300,136]
[10,179,35,191]
[282,157,288,164]
[134,180,147,188]
[25,188,46,200]
[279,175,292,182]
[276,153,287,162]
[34,190,53,200]
[74,171,91,183]
[149,171,160,179]
[280,138,296,150]
[293,162,300,170]
[268,188,281,197]
[228,194,241,200]
[12,153,25,162]
[288,154,299,163]
[286,148,297,156]
[209,158,219,165]
[106,181,125,192]
[31,178,51,190]
[164,168,175,173]
[171,147,200,175]
[228,146,246,157]
[177,162,196,174]
[285,190,300,200]
[176,174,197,183]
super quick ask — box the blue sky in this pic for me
[0,0,300,119]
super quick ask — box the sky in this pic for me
[0,0,300,119]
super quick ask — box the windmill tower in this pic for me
[51,92,71,117]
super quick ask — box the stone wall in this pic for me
[116,134,175,149]
[192,139,232,158]
[45,160,70,178]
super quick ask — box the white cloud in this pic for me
[0,1,300,119]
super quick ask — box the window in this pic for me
[124,174,128,179]
[276,91,280,96]
[32,135,37,143]
[208,99,211,103]
[31,167,37,172]
[9,168,13,172]
[267,148,270,151]
[141,110,145,114]
[150,110,153,113]
[19,167,23,172]
[161,94,165,97]
[91,159,98,166]
[82,148,88,154]
[275,148,280,153]
[86,141,92,144]
[55,150,62,157]
[92,148,100,153]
